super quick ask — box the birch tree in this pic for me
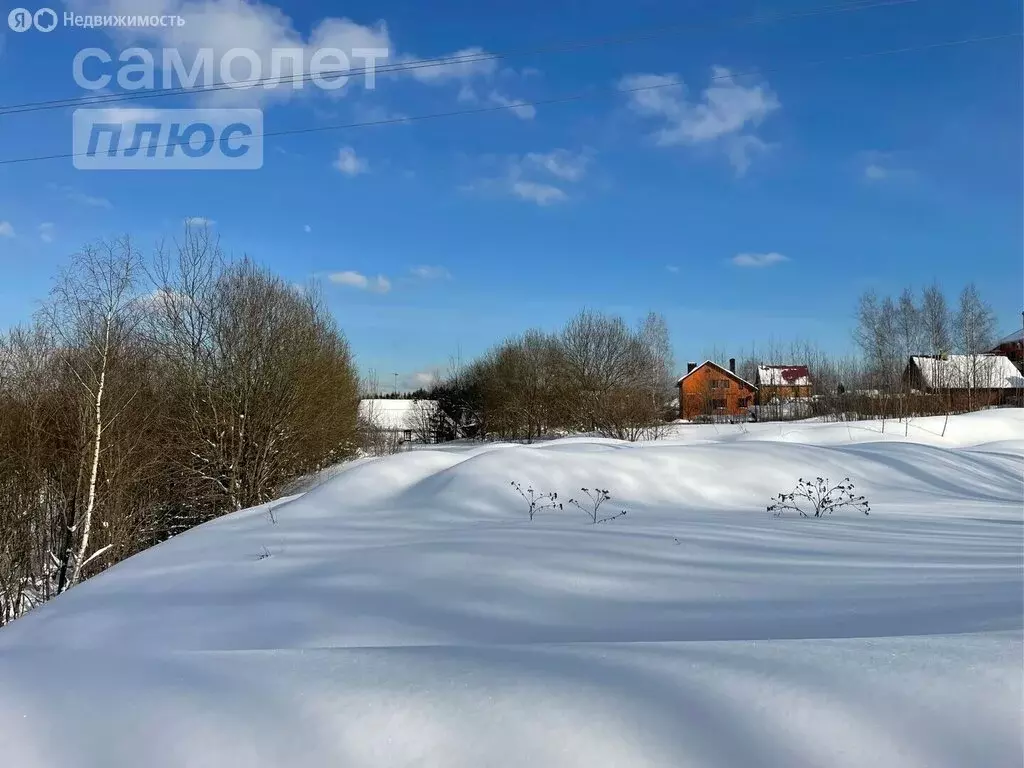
[638,312,675,420]
[955,283,996,408]
[42,238,142,590]
[920,283,952,355]
[854,292,898,380]
[895,287,922,363]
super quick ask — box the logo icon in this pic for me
[7,7,58,32]
[7,8,32,31]
[7,7,57,31]
[33,8,57,32]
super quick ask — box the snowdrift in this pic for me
[1,410,1021,767]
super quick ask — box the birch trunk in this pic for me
[69,321,108,588]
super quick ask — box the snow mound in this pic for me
[1,410,1022,767]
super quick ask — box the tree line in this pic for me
[402,281,1007,440]
[0,229,359,624]
[382,310,677,444]
[853,282,996,388]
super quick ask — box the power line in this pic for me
[0,0,917,116]
[0,32,1017,167]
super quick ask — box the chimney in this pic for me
[729,358,736,374]
[687,362,696,374]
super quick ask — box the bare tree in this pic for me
[920,283,952,354]
[41,238,143,590]
[853,291,900,428]
[895,287,923,363]
[148,230,359,522]
[559,310,666,438]
[955,283,997,410]
[854,291,901,388]
[0,324,64,619]
[0,227,363,624]
[638,312,675,420]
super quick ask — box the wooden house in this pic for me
[753,364,806,403]
[989,328,1023,374]
[902,354,1023,407]
[677,359,757,421]
[752,364,815,420]
[755,365,813,404]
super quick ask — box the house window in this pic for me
[712,399,727,410]
[403,429,413,441]
[738,397,749,408]
[711,380,730,389]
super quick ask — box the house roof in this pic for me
[993,328,1024,346]
[909,355,1024,390]
[358,399,441,431]
[757,364,812,387]
[677,360,757,389]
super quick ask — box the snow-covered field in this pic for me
[1,410,1021,767]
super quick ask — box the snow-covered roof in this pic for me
[757,365,812,387]
[909,355,1023,390]
[676,360,756,389]
[358,399,440,431]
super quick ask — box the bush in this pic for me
[768,477,870,518]
[567,488,627,524]
[510,481,562,521]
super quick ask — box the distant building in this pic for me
[989,328,1024,373]
[755,365,813,403]
[754,364,814,420]
[677,359,757,421]
[902,354,1023,407]
[358,398,449,444]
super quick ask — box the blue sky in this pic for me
[0,0,1021,386]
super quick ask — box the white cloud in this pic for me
[64,1,393,108]
[859,152,915,183]
[421,51,531,119]
[458,85,535,119]
[666,265,680,273]
[183,216,213,227]
[387,369,439,391]
[402,46,497,83]
[468,148,591,206]
[619,73,687,119]
[351,103,409,124]
[510,181,567,206]
[408,371,435,388]
[864,163,889,181]
[328,270,391,293]
[140,287,181,310]
[49,183,112,209]
[411,265,451,280]
[620,67,779,175]
[486,90,535,120]
[303,224,312,233]
[730,252,789,268]
[38,222,55,243]
[333,146,368,176]
[0,221,14,238]
[524,149,590,181]
[66,2,530,115]
[329,271,367,287]
[725,135,770,177]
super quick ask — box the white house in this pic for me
[904,354,1023,392]
[358,399,447,444]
